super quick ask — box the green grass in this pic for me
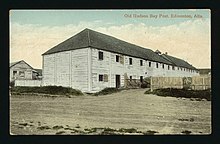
[11,86,83,96]
[93,88,121,96]
[145,88,211,101]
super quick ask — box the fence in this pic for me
[15,79,42,87]
[150,76,211,91]
[191,76,211,90]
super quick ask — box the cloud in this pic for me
[10,19,210,69]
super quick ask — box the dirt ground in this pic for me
[10,89,211,135]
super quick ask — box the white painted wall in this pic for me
[91,48,199,92]
[42,47,199,93]
[15,80,42,87]
[42,48,90,92]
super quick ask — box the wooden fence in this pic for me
[15,80,42,87]
[150,76,211,91]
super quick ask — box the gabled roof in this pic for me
[42,28,173,65]
[10,60,34,69]
[161,54,197,70]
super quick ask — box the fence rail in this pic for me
[15,79,42,87]
[150,76,211,91]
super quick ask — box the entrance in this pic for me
[116,75,120,88]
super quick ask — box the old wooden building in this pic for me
[10,60,42,82]
[42,28,199,93]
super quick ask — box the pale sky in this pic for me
[10,9,211,69]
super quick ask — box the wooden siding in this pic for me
[71,48,89,92]
[43,48,89,92]
[10,61,33,81]
[42,47,199,93]
[90,48,199,92]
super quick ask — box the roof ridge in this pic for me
[87,29,91,46]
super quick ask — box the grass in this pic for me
[145,88,211,101]
[11,86,83,96]
[93,88,121,96]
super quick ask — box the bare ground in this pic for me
[10,89,211,135]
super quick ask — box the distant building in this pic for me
[198,68,211,76]
[42,28,199,93]
[10,60,42,82]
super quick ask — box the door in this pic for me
[116,75,120,88]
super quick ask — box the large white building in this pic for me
[42,28,199,93]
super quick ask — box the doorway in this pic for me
[116,75,120,88]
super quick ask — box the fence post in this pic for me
[202,77,205,90]
[150,77,153,92]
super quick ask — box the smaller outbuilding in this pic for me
[10,60,42,82]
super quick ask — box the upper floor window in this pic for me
[130,76,132,80]
[140,60,143,66]
[116,55,119,62]
[13,71,17,76]
[162,64,164,69]
[99,74,103,81]
[156,63,159,68]
[98,51,103,60]
[129,58,132,65]
[172,66,175,70]
[149,62,151,67]
[168,65,170,70]
[19,71,25,77]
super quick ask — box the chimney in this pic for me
[155,49,161,55]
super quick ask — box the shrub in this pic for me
[145,88,211,101]
[93,88,121,96]
[11,86,83,96]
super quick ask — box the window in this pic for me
[162,64,164,69]
[13,71,17,76]
[172,66,175,70]
[98,51,103,60]
[140,76,143,83]
[156,63,158,68]
[104,74,108,82]
[168,65,170,70]
[178,67,179,70]
[180,68,182,71]
[99,74,103,81]
[19,71,25,78]
[130,76,132,80]
[116,55,119,62]
[140,60,143,66]
[129,58,132,65]
[149,62,151,67]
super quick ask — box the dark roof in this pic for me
[161,54,197,70]
[10,61,20,67]
[10,60,34,69]
[33,69,42,76]
[43,28,173,65]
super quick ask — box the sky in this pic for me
[10,9,211,69]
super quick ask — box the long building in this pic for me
[42,28,199,93]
